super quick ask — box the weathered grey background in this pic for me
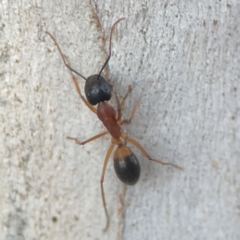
[0,0,239,239]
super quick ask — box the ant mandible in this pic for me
[46,18,182,232]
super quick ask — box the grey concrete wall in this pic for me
[1,0,239,239]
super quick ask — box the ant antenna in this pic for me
[46,18,125,82]
[97,18,125,80]
[46,31,87,81]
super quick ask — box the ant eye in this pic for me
[102,83,110,93]
[85,75,111,105]
[87,87,99,101]
[91,88,99,95]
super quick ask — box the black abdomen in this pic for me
[113,146,140,185]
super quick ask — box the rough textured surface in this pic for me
[0,0,239,239]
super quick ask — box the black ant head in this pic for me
[84,75,111,105]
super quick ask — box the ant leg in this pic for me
[67,131,108,145]
[46,31,87,80]
[123,136,182,170]
[119,86,132,109]
[46,31,97,114]
[100,144,115,232]
[120,80,151,125]
[67,70,97,114]
[120,100,140,125]
[116,86,132,121]
[117,184,127,239]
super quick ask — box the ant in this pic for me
[46,18,182,232]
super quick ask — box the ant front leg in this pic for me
[120,99,140,126]
[67,131,108,145]
[116,86,132,121]
[46,31,97,114]
[120,81,151,125]
[67,70,97,114]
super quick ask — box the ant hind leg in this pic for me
[124,136,182,170]
[100,144,115,232]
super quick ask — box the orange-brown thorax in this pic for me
[97,102,121,139]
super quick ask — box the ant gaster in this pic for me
[46,18,182,232]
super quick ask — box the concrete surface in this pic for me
[0,0,239,239]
